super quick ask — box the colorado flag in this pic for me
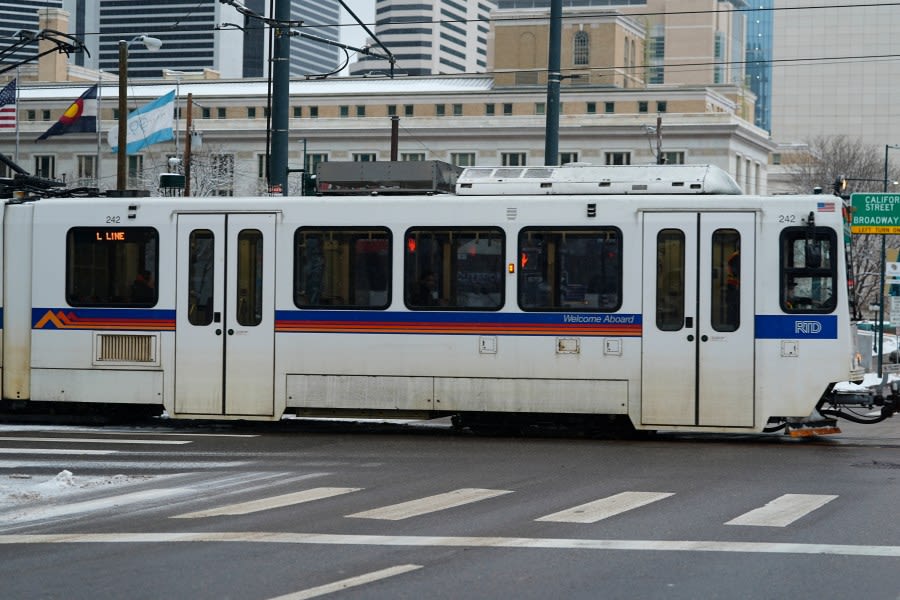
[108,90,175,154]
[36,84,98,140]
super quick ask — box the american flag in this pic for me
[817,201,835,212]
[0,79,16,130]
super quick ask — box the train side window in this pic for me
[188,229,215,326]
[711,230,740,332]
[236,230,263,326]
[517,227,622,312]
[780,227,837,313]
[656,229,685,330]
[294,228,391,309]
[405,227,505,310]
[66,227,158,307]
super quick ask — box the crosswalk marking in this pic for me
[535,491,675,523]
[725,494,838,527]
[172,487,362,519]
[269,564,423,600]
[347,488,513,521]
[0,437,190,445]
[6,488,191,524]
[0,448,117,455]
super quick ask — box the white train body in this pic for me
[0,165,857,433]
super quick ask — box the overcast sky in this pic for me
[340,0,376,60]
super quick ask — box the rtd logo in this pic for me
[794,321,822,335]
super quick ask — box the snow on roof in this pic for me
[17,77,496,102]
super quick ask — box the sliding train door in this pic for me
[174,213,276,416]
[641,212,755,428]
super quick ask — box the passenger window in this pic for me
[518,227,622,312]
[711,230,740,332]
[66,227,158,307]
[405,227,505,310]
[780,227,837,313]
[188,230,215,326]
[236,229,263,326]
[294,228,391,309]
[656,229,685,330]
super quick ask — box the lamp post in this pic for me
[877,143,900,377]
[116,34,162,193]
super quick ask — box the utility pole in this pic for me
[270,0,291,196]
[183,93,193,196]
[543,0,561,166]
[656,115,663,164]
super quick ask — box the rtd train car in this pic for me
[0,163,893,435]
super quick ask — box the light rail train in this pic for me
[0,162,894,435]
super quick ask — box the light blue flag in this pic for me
[108,90,175,154]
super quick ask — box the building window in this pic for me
[353,153,376,162]
[559,152,579,165]
[257,154,267,179]
[293,106,302,118]
[604,102,615,114]
[401,152,426,161]
[605,152,631,166]
[76,154,96,181]
[661,151,685,165]
[201,107,211,119]
[771,153,782,165]
[356,105,366,117]
[217,107,227,119]
[657,101,667,113]
[435,104,446,116]
[295,228,392,309]
[573,30,589,65]
[305,153,328,176]
[586,102,596,114]
[404,105,414,117]
[535,102,545,115]
[247,107,256,118]
[387,105,397,116]
[127,155,143,187]
[452,103,463,116]
[26,109,35,121]
[42,109,51,121]
[310,106,319,118]
[33,155,55,179]
[638,101,648,113]
[501,152,526,166]
[340,105,349,117]
[210,153,235,196]
[503,103,513,116]
[451,152,476,167]
[485,103,495,116]
[264,106,270,118]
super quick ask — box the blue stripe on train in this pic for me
[755,315,838,339]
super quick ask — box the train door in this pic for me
[641,212,755,427]
[174,213,276,416]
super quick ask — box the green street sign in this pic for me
[850,193,900,234]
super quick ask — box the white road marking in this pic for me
[347,488,513,521]
[0,448,117,455]
[4,488,191,523]
[0,532,896,558]
[0,460,249,469]
[0,437,190,445]
[173,487,362,519]
[726,494,839,527]
[268,564,423,600]
[536,491,675,523]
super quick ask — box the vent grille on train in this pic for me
[96,334,156,362]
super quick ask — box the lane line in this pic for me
[0,448,117,455]
[725,494,839,527]
[0,437,190,445]
[0,532,896,558]
[536,491,675,523]
[268,564,422,600]
[172,487,363,519]
[347,488,513,521]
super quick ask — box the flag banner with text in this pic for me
[107,90,175,154]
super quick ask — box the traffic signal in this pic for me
[833,176,848,197]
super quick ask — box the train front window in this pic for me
[405,227,505,310]
[66,227,159,307]
[294,228,392,309]
[517,227,622,312]
[780,227,837,313]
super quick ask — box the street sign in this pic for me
[891,296,900,323]
[850,193,900,234]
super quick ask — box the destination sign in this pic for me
[850,193,900,234]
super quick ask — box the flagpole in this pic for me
[96,74,102,190]
[14,67,19,163]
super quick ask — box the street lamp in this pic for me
[116,34,162,193]
[876,144,900,376]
